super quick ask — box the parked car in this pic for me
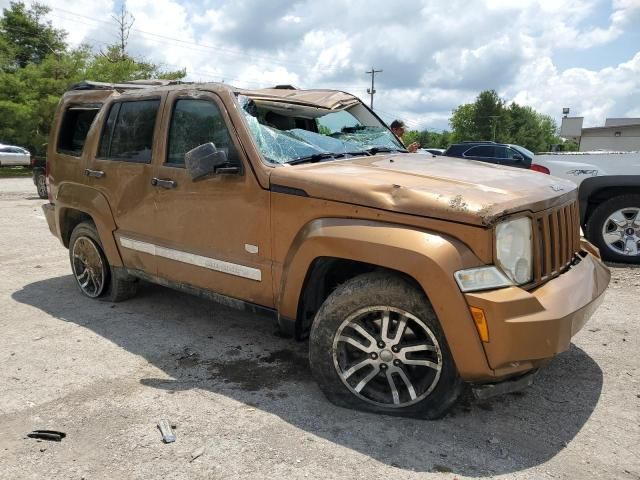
[444,141,534,168]
[42,80,609,418]
[532,151,640,263]
[31,155,48,199]
[418,148,445,156]
[0,143,30,167]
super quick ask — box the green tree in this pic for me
[449,89,561,152]
[0,48,89,154]
[85,45,185,83]
[0,2,66,70]
[473,90,508,142]
[0,3,185,155]
[85,6,184,83]
[450,103,476,142]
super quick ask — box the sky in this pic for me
[4,0,640,132]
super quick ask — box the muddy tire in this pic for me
[586,194,640,264]
[309,272,463,419]
[69,221,138,302]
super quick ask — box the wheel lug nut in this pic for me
[393,359,401,366]
[377,342,385,348]
[391,346,399,353]
[380,364,387,370]
[370,353,378,359]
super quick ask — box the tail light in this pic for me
[531,163,550,174]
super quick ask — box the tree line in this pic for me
[0,2,576,157]
[404,90,578,153]
[0,2,184,156]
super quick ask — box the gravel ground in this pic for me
[0,177,638,480]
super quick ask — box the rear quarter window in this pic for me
[57,106,102,156]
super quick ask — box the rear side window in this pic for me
[465,145,495,157]
[1,146,25,153]
[166,98,239,166]
[98,99,160,162]
[57,107,101,156]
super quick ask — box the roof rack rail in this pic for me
[68,80,192,92]
[461,140,496,144]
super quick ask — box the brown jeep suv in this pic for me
[42,80,610,418]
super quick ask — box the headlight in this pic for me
[495,217,533,284]
[454,266,513,292]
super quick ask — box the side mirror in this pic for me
[512,153,524,162]
[184,143,239,181]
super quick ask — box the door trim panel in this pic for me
[119,236,262,281]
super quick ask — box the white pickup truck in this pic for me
[533,151,640,263]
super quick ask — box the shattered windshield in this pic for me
[237,94,404,165]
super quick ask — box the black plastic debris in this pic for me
[27,430,66,442]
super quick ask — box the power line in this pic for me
[43,5,351,73]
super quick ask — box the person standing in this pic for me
[390,120,420,152]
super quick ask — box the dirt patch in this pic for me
[207,349,311,391]
[169,347,311,391]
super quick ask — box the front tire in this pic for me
[309,272,463,419]
[586,194,640,264]
[69,222,138,301]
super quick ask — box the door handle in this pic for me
[84,168,105,178]
[151,177,177,189]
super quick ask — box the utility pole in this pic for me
[487,115,500,141]
[365,67,383,109]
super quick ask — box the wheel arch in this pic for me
[55,183,123,267]
[579,175,640,226]
[276,218,492,380]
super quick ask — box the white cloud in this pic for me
[3,0,639,130]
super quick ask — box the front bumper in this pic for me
[465,249,610,378]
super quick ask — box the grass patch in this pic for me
[0,166,32,178]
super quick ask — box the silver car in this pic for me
[0,144,31,167]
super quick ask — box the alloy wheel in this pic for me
[36,175,47,198]
[602,207,640,256]
[332,306,443,408]
[71,236,106,297]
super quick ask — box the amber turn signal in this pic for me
[470,307,489,343]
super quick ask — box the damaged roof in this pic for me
[65,80,360,111]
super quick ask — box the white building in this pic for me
[560,117,640,152]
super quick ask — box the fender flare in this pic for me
[578,175,640,224]
[277,218,492,380]
[55,182,123,267]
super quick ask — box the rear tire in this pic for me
[69,221,138,302]
[36,173,47,199]
[586,194,640,264]
[309,272,463,419]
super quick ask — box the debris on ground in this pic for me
[190,446,205,462]
[157,419,176,443]
[26,430,66,442]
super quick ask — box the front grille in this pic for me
[531,200,581,285]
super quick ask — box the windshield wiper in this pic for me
[340,150,372,158]
[366,146,407,155]
[286,150,373,166]
[286,152,337,165]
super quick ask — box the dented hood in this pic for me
[269,154,578,226]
